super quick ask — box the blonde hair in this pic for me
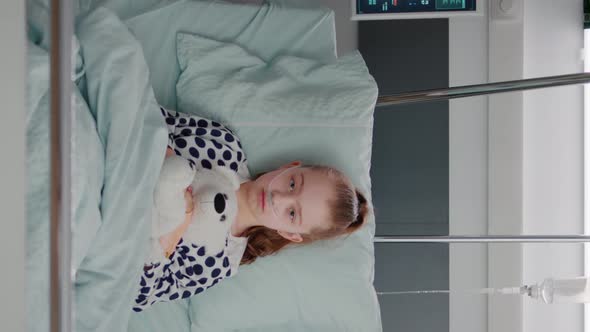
[240,166,369,265]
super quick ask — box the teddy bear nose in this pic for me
[214,193,226,214]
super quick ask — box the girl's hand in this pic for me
[184,186,194,214]
[165,147,175,158]
[160,186,196,258]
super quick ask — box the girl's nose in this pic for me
[271,190,295,208]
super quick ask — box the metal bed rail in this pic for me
[50,0,73,332]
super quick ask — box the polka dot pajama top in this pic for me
[133,108,250,312]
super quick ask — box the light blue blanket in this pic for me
[73,9,169,332]
[26,1,381,331]
[26,3,168,332]
[26,40,105,332]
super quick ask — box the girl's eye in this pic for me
[289,209,296,222]
[289,178,295,191]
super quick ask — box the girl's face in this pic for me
[245,163,334,242]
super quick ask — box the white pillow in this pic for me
[175,32,381,331]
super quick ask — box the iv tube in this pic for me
[376,287,526,297]
[377,276,590,304]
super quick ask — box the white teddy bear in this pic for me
[148,155,240,264]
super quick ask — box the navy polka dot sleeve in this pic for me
[133,239,232,311]
[132,108,250,312]
[160,107,249,178]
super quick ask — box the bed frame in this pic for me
[48,0,590,331]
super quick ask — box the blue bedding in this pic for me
[73,9,169,332]
[26,3,168,332]
[26,40,105,332]
[26,1,380,331]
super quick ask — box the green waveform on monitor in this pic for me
[437,0,465,9]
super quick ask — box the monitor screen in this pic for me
[357,0,476,14]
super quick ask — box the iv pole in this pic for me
[373,72,590,244]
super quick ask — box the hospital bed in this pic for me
[29,1,378,331]
[30,0,590,332]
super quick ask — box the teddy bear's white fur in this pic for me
[148,155,240,263]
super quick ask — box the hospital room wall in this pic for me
[448,13,489,332]
[315,0,358,55]
[0,0,26,331]
[359,19,450,332]
[521,0,584,331]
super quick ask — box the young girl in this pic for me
[133,109,370,311]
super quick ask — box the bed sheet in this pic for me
[128,299,191,332]
[72,8,169,332]
[126,1,380,331]
[26,1,107,330]
[26,2,169,331]
[175,32,380,332]
[117,1,380,331]
[25,40,105,332]
[26,1,380,331]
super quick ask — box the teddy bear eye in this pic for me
[214,193,226,213]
